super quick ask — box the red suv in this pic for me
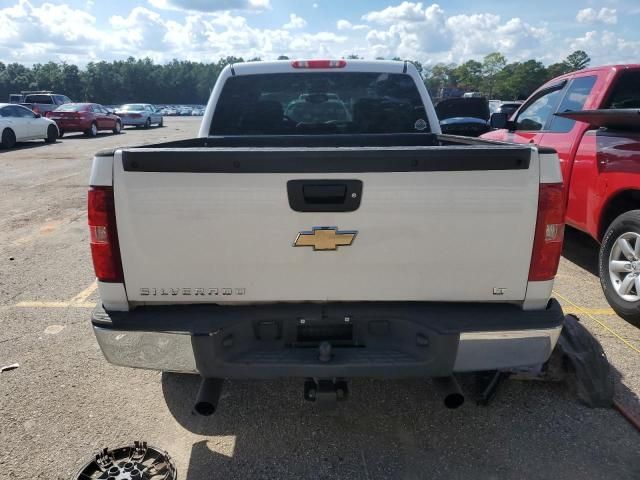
[46,103,122,137]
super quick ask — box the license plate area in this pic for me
[296,322,354,345]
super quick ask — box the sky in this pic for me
[0,0,639,67]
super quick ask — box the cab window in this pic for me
[548,76,597,133]
[515,86,564,131]
[24,94,53,104]
[605,70,640,109]
[53,95,72,105]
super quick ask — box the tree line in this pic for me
[0,51,591,105]
[421,50,591,100]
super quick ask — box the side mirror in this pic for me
[107,110,114,115]
[34,113,42,118]
[489,112,508,129]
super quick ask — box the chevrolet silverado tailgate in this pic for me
[113,144,539,303]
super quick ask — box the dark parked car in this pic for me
[436,97,491,137]
[46,103,122,137]
[495,101,523,119]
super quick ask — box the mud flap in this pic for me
[555,315,614,408]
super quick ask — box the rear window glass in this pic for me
[210,72,428,135]
[121,104,145,110]
[55,104,86,112]
[605,70,640,109]
[53,95,71,105]
[24,95,53,104]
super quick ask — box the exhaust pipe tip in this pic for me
[193,378,224,416]
[194,401,217,416]
[433,376,465,409]
[443,392,465,409]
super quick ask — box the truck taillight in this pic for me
[291,59,347,69]
[88,186,124,283]
[528,183,566,281]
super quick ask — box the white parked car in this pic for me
[114,104,163,128]
[0,103,59,149]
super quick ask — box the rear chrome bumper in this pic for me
[454,327,562,371]
[94,327,198,373]
[93,324,562,375]
[92,300,564,378]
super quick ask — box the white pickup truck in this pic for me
[88,60,566,412]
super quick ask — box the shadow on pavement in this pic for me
[562,226,600,277]
[0,141,50,153]
[161,370,640,479]
[58,132,127,140]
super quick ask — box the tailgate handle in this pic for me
[303,184,347,204]
[288,180,362,212]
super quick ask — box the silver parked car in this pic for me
[114,103,163,128]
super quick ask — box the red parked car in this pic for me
[46,103,122,137]
[482,64,640,324]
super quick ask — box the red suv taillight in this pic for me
[88,186,124,282]
[528,183,566,281]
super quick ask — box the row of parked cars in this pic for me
[1,92,175,148]
[156,105,205,116]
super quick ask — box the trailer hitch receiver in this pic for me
[304,379,349,404]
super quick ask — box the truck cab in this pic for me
[20,91,72,116]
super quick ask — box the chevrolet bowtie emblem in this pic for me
[294,227,357,251]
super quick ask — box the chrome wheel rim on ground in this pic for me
[91,123,97,136]
[609,232,640,302]
[74,441,176,479]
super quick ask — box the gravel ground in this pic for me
[0,117,638,479]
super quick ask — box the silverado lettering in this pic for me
[139,288,245,296]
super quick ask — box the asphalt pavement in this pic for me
[0,117,638,479]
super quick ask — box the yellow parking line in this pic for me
[553,290,640,354]
[14,301,96,309]
[69,280,97,305]
[14,281,97,309]
[15,301,72,308]
[561,307,616,316]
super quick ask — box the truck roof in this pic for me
[534,63,640,94]
[552,63,640,81]
[231,59,413,76]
